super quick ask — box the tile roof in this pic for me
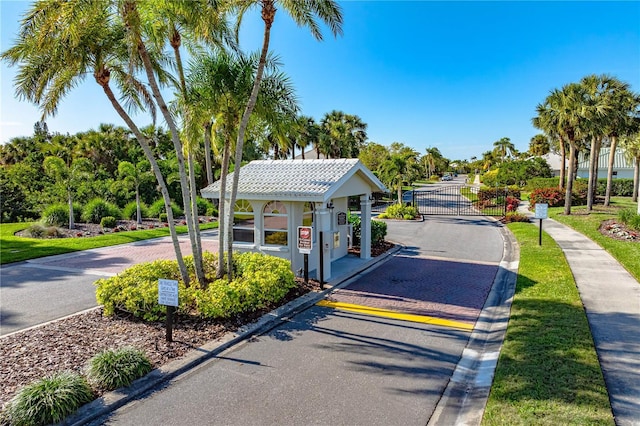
[200,159,386,201]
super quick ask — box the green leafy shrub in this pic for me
[95,258,195,321]
[100,216,117,229]
[206,206,219,217]
[41,203,69,227]
[23,224,63,238]
[159,213,168,223]
[81,198,121,224]
[619,208,640,231]
[2,371,93,426]
[86,347,152,391]
[378,203,419,220]
[371,219,387,245]
[148,199,183,219]
[596,178,635,196]
[195,252,295,318]
[526,177,560,191]
[122,201,149,221]
[95,251,295,321]
[196,197,211,216]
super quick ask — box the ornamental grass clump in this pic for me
[2,371,93,426]
[86,347,152,391]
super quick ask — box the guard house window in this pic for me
[233,199,254,243]
[302,202,314,226]
[263,201,288,246]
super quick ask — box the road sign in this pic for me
[158,279,179,307]
[297,226,313,254]
[534,203,548,219]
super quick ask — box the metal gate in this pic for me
[411,185,508,216]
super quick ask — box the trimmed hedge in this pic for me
[378,203,419,220]
[95,251,295,321]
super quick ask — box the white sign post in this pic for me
[533,203,549,246]
[158,279,179,341]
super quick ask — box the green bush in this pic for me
[159,213,168,223]
[41,203,69,227]
[596,178,635,196]
[148,199,183,219]
[196,197,211,216]
[86,347,152,391]
[100,216,117,229]
[526,177,560,191]
[23,224,63,238]
[81,198,121,224]
[371,220,387,245]
[2,371,93,426]
[206,206,219,217]
[378,203,419,220]
[95,251,295,321]
[122,201,149,221]
[619,208,640,231]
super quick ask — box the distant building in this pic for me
[577,147,634,180]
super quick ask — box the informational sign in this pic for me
[158,279,179,307]
[297,226,313,254]
[337,211,347,226]
[534,203,549,219]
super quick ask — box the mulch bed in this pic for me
[0,277,321,409]
[599,219,640,242]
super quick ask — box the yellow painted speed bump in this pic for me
[316,300,473,331]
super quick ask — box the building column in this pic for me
[360,194,372,259]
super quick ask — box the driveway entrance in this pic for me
[411,185,507,216]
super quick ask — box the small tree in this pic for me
[43,156,93,229]
[116,160,154,224]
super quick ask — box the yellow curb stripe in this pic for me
[316,300,473,331]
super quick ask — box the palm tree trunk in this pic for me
[135,187,142,224]
[217,132,231,279]
[559,139,567,190]
[633,158,639,203]
[587,136,598,211]
[125,2,203,285]
[68,193,75,230]
[188,149,203,268]
[227,0,276,281]
[564,142,577,215]
[99,81,189,284]
[604,136,618,206]
[204,122,214,185]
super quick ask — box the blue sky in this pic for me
[1,1,639,161]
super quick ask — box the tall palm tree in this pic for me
[424,147,443,177]
[620,133,640,205]
[492,137,516,162]
[228,0,342,266]
[43,156,93,229]
[2,0,192,282]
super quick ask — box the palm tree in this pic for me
[228,0,342,268]
[43,156,93,229]
[492,137,516,162]
[529,134,550,156]
[620,133,640,205]
[424,147,443,177]
[2,0,192,283]
[117,160,155,224]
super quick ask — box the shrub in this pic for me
[81,198,121,224]
[159,213,168,223]
[506,196,520,212]
[148,199,183,219]
[619,208,640,231]
[24,224,62,238]
[378,203,419,220]
[529,187,565,208]
[122,201,149,221]
[95,251,295,321]
[195,252,295,318]
[596,178,635,196]
[100,216,117,229]
[206,206,219,217]
[504,212,530,223]
[371,219,387,245]
[2,371,93,426]
[196,197,211,216]
[526,177,560,191]
[86,347,152,391]
[41,203,69,227]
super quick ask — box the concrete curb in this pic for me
[428,221,520,425]
[63,245,403,426]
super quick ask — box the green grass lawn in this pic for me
[482,222,613,425]
[549,197,640,282]
[0,222,218,264]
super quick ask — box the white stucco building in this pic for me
[200,159,387,281]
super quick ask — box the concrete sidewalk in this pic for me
[538,218,640,426]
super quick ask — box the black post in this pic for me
[304,253,309,283]
[539,219,543,246]
[319,231,324,286]
[166,305,174,342]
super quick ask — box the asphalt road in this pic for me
[89,215,506,426]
